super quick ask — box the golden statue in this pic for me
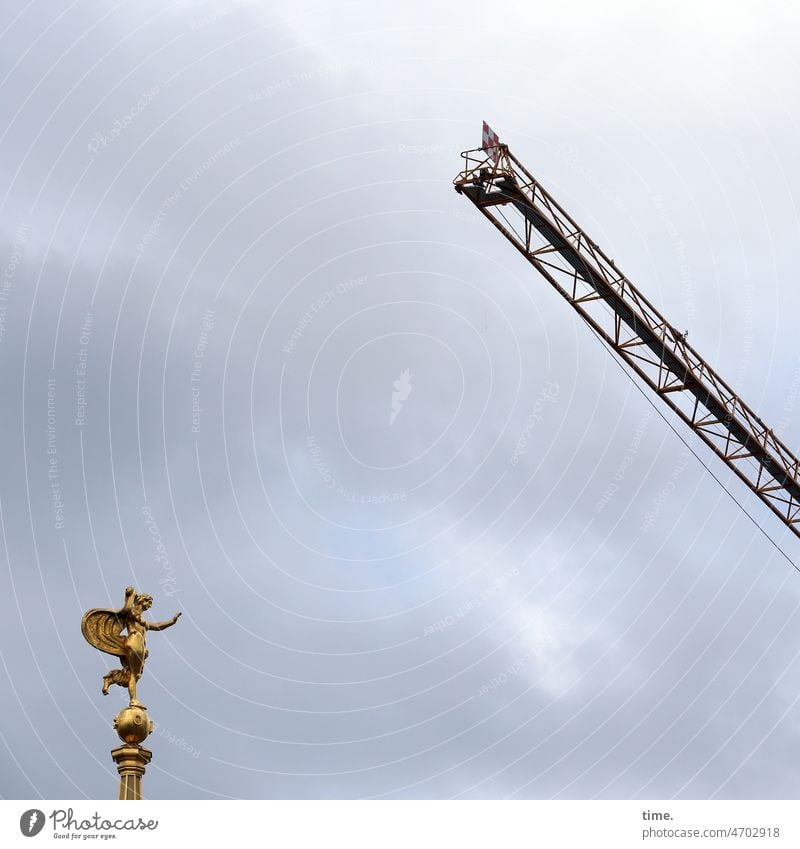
[81,586,181,799]
[81,586,181,707]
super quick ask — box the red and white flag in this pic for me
[481,121,500,160]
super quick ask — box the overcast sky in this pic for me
[2,0,800,800]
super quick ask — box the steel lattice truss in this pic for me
[454,144,800,538]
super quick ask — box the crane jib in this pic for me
[455,146,800,533]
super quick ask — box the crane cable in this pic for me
[583,321,800,574]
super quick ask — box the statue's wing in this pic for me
[81,607,126,658]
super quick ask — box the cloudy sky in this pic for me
[1,0,800,800]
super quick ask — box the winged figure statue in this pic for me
[81,586,181,706]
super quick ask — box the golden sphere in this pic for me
[113,705,153,745]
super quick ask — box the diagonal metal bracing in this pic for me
[454,145,800,534]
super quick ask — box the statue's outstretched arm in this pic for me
[146,612,181,631]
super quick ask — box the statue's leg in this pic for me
[128,674,138,705]
[124,636,146,706]
[102,672,112,695]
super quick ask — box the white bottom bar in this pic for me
[2,800,794,848]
